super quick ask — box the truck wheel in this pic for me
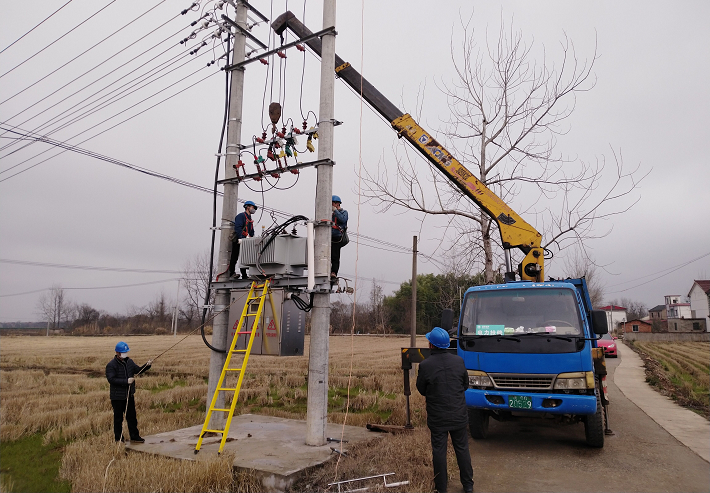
[584,377,605,448]
[468,409,489,439]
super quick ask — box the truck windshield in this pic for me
[460,288,584,337]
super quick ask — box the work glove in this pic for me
[147,360,153,366]
[127,378,135,384]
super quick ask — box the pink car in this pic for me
[597,334,618,357]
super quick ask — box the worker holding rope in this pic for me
[106,342,152,443]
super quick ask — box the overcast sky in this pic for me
[1,0,708,322]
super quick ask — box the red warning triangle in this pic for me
[266,319,276,331]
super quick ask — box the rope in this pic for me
[334,0,366,480]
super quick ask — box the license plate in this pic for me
[508,395,532,409]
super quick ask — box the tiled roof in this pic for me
[690,280,710,296]
[599,305,626,311]
[649,304,665,312]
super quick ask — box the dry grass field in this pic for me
[0,334,446,492]
[629,341,710,419]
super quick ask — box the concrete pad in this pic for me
[615,343,710,463]
[125,414,382,492]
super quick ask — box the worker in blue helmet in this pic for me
[105,341,152,443]
[417,327,474,493]
[228,200,257,279]
[330,195,349,278]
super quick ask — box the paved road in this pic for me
[451,355,710,493]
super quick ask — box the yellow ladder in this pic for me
[194,279,276,454]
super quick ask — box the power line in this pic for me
[606,251,710,294]
[0,14,185,135]
[1,0,168,105]
[0,258,182,274]
[0,68,219,182]
[0,0,75,55]
[0,278,180,298]
[0,0,119,81]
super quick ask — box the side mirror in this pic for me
[591,310,609,335]
[441,309,454,336]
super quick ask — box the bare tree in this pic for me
[36,285,70,335]
[607,297,648,321]
[363,18,645,282]
[563,249,604,308]
[182,251,215,327]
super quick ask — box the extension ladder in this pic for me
[194,279,277,454]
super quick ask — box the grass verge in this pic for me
[0,434,70,493]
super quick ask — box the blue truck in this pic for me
[273,11,611,447]
[453,278,610,447]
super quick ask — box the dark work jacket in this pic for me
[106,356,150,400]
[234,211,254,240]
[416,348,469,432]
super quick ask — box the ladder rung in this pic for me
[217,387,237,391]
[211,408,231,412]
[236,331,253,335]
[224,368,242,371]
[232,349,247,353]
[202,429,225,434]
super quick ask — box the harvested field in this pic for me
[628,341,710,419]
[0,334,442,492]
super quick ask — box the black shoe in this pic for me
[130,436,145,443]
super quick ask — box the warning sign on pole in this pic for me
[266,318,276,331]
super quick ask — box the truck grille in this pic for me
[490,374,554,390]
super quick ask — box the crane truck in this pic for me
[272,12,611,447]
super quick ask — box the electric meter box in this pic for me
[227,288,305,356]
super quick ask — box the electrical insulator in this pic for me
[285,146,293,157]
[270,171,280,178]
[259,58,268,65]
[296,44,305,52]
[267,149,275,161]
[255,137,264,144]
[277,51,286,59]
[313,132,319,140]
[302,120,308,130]
[306,138,315,153]
[290,168,300,175]
[292,127,302,134]
[278,150,286,159]
[276,131,285,138]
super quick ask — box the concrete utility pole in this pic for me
[410,236,417,347]
[306,0,336,446]
[207,3,248,429]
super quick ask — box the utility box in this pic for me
[227,288,305,356]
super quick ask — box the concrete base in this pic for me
[125,414,382,492]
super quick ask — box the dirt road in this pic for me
[463,357,710,492]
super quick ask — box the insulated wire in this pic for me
[0,0,168,104]
[0,0,75,55]
[0,69,219,183]
[0,15,186,138]
[0,49,211,161]
[0,0,119,80]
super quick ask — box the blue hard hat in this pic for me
[115,341,130,353]
[332,195,342,203]
[243,200,257,210]
[426,327,450,349]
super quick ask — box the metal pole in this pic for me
[172,279,181,337]
[410,236,417,347]
[306,0,336,446]
[206,2,247,430]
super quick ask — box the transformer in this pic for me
[239,234,307,277]
[227,288,305,356]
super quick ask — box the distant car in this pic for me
[597,333,618,357]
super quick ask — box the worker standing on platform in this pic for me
[331,195,348,279]
[416,327,474,493]
[106,342,152,443]
[228,200,257,279]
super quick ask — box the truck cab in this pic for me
[457,278,609,447]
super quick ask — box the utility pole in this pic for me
[410,236,417,347]
[206,2,247,429]
[305,0,336,446]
